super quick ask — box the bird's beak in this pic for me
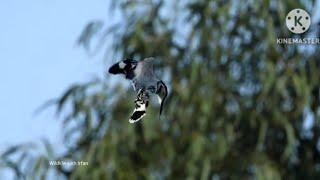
[108,63,123,74]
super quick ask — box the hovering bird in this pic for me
[108,57,168,123]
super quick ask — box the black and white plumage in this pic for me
[108,57,168,123]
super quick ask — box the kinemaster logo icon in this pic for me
[277,8,320,45]
[286,8,311,34]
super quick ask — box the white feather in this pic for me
[119,62,126,69]
[136,102,146,111]
[157,95,162,104]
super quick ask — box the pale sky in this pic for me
[0,1,113,178]
[0,0,108,151]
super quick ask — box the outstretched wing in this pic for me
[129,89,149,123]
[156,80,168,116]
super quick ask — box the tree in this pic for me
[1,0,320,179]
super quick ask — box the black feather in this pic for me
[131,111,146,121]
[108,59,138,80]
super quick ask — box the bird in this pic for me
[108,57,168,123]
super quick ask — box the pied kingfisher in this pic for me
[108,57,168,123]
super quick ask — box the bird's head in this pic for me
[108,59,138,79]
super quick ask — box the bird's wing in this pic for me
[129,89,149,123]
[156,80,168,117]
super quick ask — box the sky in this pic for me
[0,0,109,152]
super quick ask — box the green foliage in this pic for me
[1,0,320,179]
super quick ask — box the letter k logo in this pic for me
[286,9,311,34]
[295,16,303,26]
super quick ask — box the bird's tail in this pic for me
[156,80,168,119]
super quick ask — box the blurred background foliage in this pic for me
[1,0,320,179]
